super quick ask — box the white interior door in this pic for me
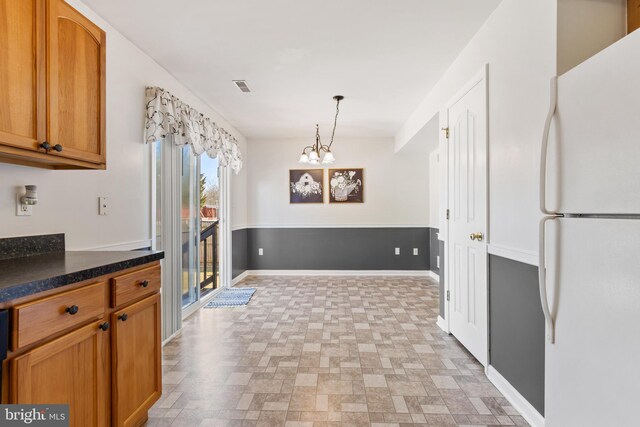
[447,70,488,366]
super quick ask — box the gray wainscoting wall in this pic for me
[232,228,248,279]
[247,227,430,270]
[232,227,443,276]
[489,254,545,415]
[429,229,440,275]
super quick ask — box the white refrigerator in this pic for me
[539,30,640,426]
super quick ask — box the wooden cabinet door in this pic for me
[112,294,161,427]
[0,0,46,152]
[47,0,106,164]
[10,322,110,427]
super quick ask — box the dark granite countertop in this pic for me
[0,250,164,303]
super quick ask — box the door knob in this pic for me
[98,322,110,331]
[469,232,484,241]
[118,313,128,322]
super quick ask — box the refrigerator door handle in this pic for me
[539,215,561,344]
[540,76,558,215]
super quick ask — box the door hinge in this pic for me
[442,127,449,139]
[446,209,450,220]
[446,290,450,301]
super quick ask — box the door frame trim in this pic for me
[442,64,490,366]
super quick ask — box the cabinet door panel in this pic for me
[0,0,45,150]
[112,294,161,427]
[10,322,109,427]
[48,0,105,164]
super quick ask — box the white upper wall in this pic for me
[245,138,430,228]
[0,0,246,249]
[395,0,557,257]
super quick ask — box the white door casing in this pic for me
[446,66,488,366]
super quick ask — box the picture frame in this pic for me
[289,169,325,203]
[328,168,364,203]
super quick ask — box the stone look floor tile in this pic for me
[144,276,528,427]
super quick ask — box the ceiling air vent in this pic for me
[233,80,251,93]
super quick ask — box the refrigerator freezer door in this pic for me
[547,30,640,215]
[545,218,640,427]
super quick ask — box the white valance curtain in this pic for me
[144,86,242,172]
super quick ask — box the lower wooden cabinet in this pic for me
[1,261,162,426]
[10,321,110,427]
[112,293,161,427]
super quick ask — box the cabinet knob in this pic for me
[98,322,110,331]
[39,141,51,151]
[140,280,149,288]
[52,144,63,152]
[118,313,128,322]
[65,305,79,315]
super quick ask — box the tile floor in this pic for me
[146,276,529,427]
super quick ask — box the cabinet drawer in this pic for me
[13,282,105,349]
[111,265,160,308]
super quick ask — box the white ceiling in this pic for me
[83,0,501,139]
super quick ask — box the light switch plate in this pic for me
[413,248,419,256]
[395,248,400,255]
[16,193,32,216]
[437,256,440,268]
[258,248,264,256]
[99,197,108,216]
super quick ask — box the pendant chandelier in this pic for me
[299,95,344,165]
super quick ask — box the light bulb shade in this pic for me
[298,153,309,163]
[308,151,319,161]
[321,151,335,164]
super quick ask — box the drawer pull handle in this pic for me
[52,144,63,152]
[98,322,110,331]
[39,141,52,151]
[118,313,128,322]
[140,280,149,288]
[65,305,79,315]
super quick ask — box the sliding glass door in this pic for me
[181,146,199,309]
[153,140,228,337]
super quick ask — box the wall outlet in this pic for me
[258,248,264,256]
[16,193,32,216]
[437,255,440,268]
[99,197,108,216]
[413,248,419,256]
[394,248,400,255]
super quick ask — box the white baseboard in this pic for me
[486,365,545,427]
[232,271,249,285]
[425,271,439,281]
[436,315,449,333]
[244,270,434,277]
[162,328,182,347]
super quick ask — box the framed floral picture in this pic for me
[329,168,364,203]
[289,169,324,203]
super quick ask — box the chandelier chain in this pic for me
[328,98,341,150]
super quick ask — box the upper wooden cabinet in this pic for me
[0,0,46,154]
[630,0,640,34]
[0,0,106,169]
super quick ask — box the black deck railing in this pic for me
[200,220,218,292]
